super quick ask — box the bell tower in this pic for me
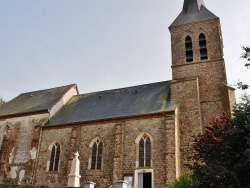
[169,0,235,168]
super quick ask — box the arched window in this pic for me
[0,135,5,150]
[185,35,193,62]
[0,126,7,159]
[139,134,151,167]
[135,133,154,187]
[199,33,208,60]
[90,139,103,169]
[48,142,60,171]
[0,135,7,159]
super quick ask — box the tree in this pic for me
[0,97,5,107]
[234,94,250,161]
[187,47,250,187]
[237,46,250,90]
[241,46,250,68]
[188,114,250,188]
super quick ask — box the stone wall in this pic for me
[169,17,234,170]
[80,122,115,187]
[0,185,49,188]
[35,127,72,187]
[171,78,202,169]
[0,114,49,186]
[35,114,177,187]
[0,85,78,186]
[169,19,223,67]
[169,18,231,123]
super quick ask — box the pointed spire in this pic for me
[169,0,217,27]
[183,0,205,14]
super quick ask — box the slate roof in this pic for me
[47,81,176,127]
[170,0,218,27]
[0,84,76,118]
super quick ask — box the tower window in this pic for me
[185,36,193,62]
[49,142,60,171]
[199,33,208,60]
[91,139,103,169]
[139,134,151,167]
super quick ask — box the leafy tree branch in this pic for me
[237,47,250,90]
[0,97,5,107]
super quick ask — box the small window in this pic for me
[91,139,103,169]
[199,33,208,60]
[49,142,60,171]
[0,128,7,160]
[0,135,3,149]
[185,36,193,62]
[139,134,151,167]
[0,135,7,158]
[0,127,7,149]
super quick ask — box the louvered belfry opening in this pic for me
[91,139,103,169]
[139,134,151,168]
[49,143,60,171]
[199,33,208,60]
[185,35,193,62]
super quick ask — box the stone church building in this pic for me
[0,0,235,187]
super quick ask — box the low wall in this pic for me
[0,185,49,188]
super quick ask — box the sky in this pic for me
[0,0,250,101]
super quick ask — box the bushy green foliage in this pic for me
[0,97,5,107]
[165,173,199,188]
[189,114,250,188]
[241,46,250,69]
[187,47,250,187]
[234,94,250,161]
[237,46,250,90]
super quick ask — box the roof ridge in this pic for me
[18,84,76,96]
[75,80,170,97]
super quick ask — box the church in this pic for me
[0,0,235,187]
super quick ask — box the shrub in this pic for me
[165,173,199,188]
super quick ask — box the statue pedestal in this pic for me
[83,181,96,188]
[116,180,128,188]
[67,152,81,187]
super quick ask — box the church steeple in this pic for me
[169,0,234,173]
[182,0,205,14]
[170,0,217,27]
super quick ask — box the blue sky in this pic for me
[1,0,250,101]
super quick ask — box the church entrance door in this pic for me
[138,172,152,188]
